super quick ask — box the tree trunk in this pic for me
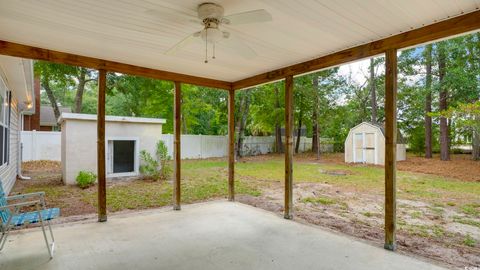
[73,68,87,113]
[424,44,433,158]
[312,75,319,158]
[438,45,450,161]
[370,58,378,124]
[274,87,284,153]
[295,110,302,154]
[42,75,61,121]
[473,120,480,160]
[236,90,251,157]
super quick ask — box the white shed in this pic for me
[344,122,406,165]
[59,113,166,185]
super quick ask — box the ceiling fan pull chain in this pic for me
[205,28,208,63]
[213,43,216,59]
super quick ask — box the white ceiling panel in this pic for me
[0,0,478,82]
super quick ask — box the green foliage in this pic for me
[139,140,172,181]
[156,140,172,179]
[75,171,96,189]
[463,234,476,247]
[139,150,160,180]
[301,196,336,205]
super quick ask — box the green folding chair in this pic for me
[0,183,59,258]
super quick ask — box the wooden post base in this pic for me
[98,215,107,222]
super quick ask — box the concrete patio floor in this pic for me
[1,201,446,270]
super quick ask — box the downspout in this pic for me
[18,110,31,180]
[18,59,35,180]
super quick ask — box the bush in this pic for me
[139,140,171,181]
[156,140,171,180]
[139,150,160,180]
[76,171,96,189]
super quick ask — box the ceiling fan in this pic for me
[147,3,272,63]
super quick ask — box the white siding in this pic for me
[0,95,19,194]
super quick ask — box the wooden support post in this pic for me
[228,88,235,201]
[173,81,182,210]
[284,75,294,219]
[97,69,107,222]
[384,49,397,251]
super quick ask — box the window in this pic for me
[0,78,11,166]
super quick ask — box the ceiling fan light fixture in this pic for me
[201,27,223,43]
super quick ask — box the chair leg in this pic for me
[0,216,13,251]
[36,206,53,259]
[46,220,55,254]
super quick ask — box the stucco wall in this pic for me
[61,119,163,185]
[344,123,406,165]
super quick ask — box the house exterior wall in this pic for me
[344,123,406,165]
[0,90,19,194]
[61,119,163,184]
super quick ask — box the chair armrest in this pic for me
[6,192,45,201]
[0,200,42,211]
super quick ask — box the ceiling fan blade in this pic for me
[145,8,201,24]
[165,32,201,55]
[222,9,272,25]
[219,32,256,59]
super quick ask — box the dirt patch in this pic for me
[22,160,61,172]
[397,154,480,182]
[245,152,480,182]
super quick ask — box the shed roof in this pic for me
[58,113,166,124]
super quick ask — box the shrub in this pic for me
[156,140,171,180]
[139,150,160,180]
[139,140,171,181]
[76,171,96,189]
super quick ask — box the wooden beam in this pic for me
[97,69,107,222]
[0,40,232,90]
[284,75,294,219]
[173,81,182,210]
[384,49,397,251]
[228,88,235,201]
[233,10,480,90]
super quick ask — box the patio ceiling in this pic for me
[0,0,479,86]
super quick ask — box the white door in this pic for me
[364,133,376,164]
[354,133,364,162]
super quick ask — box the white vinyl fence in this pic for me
[21,131,333,161]
[21,131,62,161]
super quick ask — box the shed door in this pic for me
[364,133,375,163]
[354,133,364,162]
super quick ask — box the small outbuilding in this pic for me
[344,122,406,165]
[59,113,166,185]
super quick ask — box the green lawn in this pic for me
[19,157,479,217]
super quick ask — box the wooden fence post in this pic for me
[384,49,397,250]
